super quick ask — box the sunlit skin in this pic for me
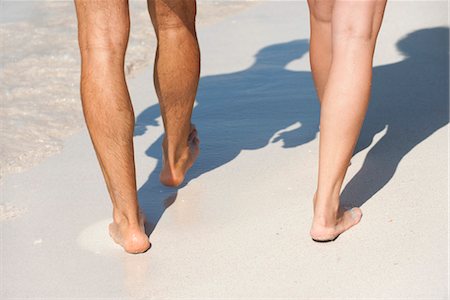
[307,0,387,241]
[74,0,199,253]
[74,0,388,251]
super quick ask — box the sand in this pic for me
[1,1,448,299]
[0,0,254,179]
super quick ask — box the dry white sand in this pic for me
[1,1,448,299]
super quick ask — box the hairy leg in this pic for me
[75,0,150,253]
[307,0,334,101]
[311,0,387,241]
[147,0,200,187]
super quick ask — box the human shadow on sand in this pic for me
[135,27,449,235]
[135,39,318,235]
[341,27,449,207]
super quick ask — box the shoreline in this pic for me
[0,0,256,181]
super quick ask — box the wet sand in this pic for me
[0,0,254,179]
[1,1,448,298]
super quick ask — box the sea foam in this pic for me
[0,0,253,180]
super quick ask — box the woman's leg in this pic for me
[310,0,387,241]
[75,0,150,253]
[307,0,334,102]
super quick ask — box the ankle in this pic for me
[112,209,140,227]
[312,213,339,228]
[312,193,340,227]
[162,137,190,167]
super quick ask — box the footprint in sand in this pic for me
[77,219,123,255]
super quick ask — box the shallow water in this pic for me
[0,0,253,180]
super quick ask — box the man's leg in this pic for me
[75,0,150,253]
[147,0,200,187]
[309,0,387,241]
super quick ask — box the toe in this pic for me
[349,207,363,224]
[337,207,362,233]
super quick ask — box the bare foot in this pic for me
[160,124,200,187]
[109,212,150,254]
[310,207,363,242]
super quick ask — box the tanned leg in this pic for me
[309,0,387,241]
[307,0,334,102]
[75,0,150,253]
[147,0,200,187]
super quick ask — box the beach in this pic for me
[0,0,254,179]
[1,1,449,298]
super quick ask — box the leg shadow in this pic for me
[342,27,449,207]
[137,135,179,236]
[133,28,449,229]
[134,39,318,235]
[136,39,318,186]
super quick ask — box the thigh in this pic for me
[147,0,196,33]
[74,0,130,51]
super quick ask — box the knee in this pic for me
[78,24,129,60]
[160,12,193,30]
[309,0,333,23]
[335,23,375,42]
[150,3,196,37]
[334,9,379,42]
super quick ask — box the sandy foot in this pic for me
[109,212,150,254]
[310,207,363,242]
